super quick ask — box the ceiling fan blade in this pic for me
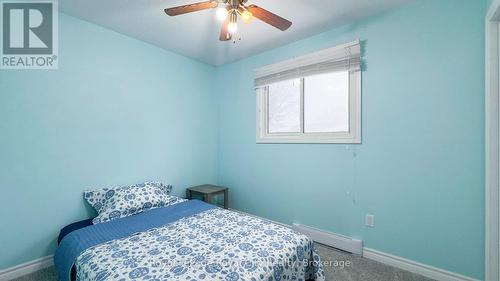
[164,1,217,16]
[246,5,292,31]
[219,18,232,41]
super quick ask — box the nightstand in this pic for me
[186,184,229,209]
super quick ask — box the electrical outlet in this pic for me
[365,214,375,227]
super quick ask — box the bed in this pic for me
[55,198,325,281]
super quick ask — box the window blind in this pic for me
[254,40,361,88]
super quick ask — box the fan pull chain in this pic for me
[232,35,242,44]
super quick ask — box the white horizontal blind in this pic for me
[254,40,361,88]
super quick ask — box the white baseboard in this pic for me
[229,208,292,228]
[0,255,53,281]
[363,248,479,281]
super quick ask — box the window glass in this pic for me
[304,72,349,133]
[267,79,301,133]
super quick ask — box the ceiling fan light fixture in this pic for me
[240,9,253,24]
[216,6,228,21]
[227,11,238,34]
[228,21,238,34]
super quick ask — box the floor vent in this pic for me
[292,223,363,255]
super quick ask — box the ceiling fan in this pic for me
[164,0,292,41]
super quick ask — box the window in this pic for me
[255,41,361,143]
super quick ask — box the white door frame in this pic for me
[486,1,500,281]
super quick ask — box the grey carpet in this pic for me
[315,244,435,281]
[11,244,435,281]
[9,266,58,281]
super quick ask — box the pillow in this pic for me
[83,182,181,224]
[84,181,172,214]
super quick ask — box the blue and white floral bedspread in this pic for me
[76,208,325,281]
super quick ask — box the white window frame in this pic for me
[255,43,362,144]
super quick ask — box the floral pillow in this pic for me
[83,182,184,224]
[84,182,171,214]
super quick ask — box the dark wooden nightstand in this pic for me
[186,184,229,209]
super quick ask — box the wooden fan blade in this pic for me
[246,5,292,31]
[164,1,217,16]
[219,18,232,41]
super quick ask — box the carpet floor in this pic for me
[11,244,435,281]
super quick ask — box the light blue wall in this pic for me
[215,0,485,279]
[0,14,218,269]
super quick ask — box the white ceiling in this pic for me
[60,0,411,66]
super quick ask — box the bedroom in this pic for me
[0,0,494,280]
